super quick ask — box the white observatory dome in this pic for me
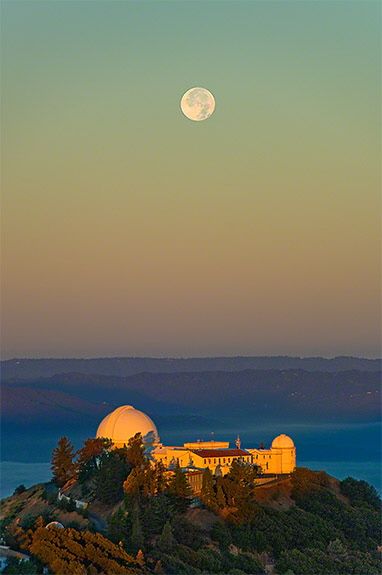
[46,521,64,530]
[96,405,159,447]
[271,434,295,449]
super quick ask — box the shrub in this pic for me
[13,485,26,496]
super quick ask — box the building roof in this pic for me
[191,449,250,458]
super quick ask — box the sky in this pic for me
[1,0,380,359]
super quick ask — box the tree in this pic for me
[200,468,217,509]
[76,437,111,482]
[340,477,381,510]
[107,507,127,544]
[327,538,348,561]
[216,482,226,508]
[167,464,191,511]
[171,515,205,549]
[130,513,144,554]
[225,460,258,522]
[96,451,130,504]
[33,516,45,530]
[51,437,76,487]
[142,493,174,537]
[211,521,232,549]
[126,433,146,468]
[157,521,175,552]
[13,485,26,496]
[3,558,39,574]
[153,461,168,494]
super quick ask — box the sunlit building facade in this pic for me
[96,405,296,476]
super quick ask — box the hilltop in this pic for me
[1,457,381,575]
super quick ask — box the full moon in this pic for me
[180,87,216,122]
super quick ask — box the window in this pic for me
[208,459,211,464]
[204,459,206,464]
[214,459,216,464]
[223,458,226,463]
[219,458,221,464]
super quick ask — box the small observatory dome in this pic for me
[271,434,295,449]
[46,521,64,530]
[96,405,159,447]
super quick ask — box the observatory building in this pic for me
[96,405,159,448]
[96,405,296,476]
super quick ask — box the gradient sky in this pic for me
[1,0,380,359]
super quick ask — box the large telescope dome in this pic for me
[96,405,159,447]
[271,434,295,449]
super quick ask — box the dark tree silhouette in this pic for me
[51,436,76,487]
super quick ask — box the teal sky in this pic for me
[1,1,381,358]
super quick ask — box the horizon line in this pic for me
[1,354,381,362]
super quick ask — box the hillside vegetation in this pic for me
[1,434,381,575]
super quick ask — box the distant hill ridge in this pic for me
[1,355,381,380]
[2,368,380,425]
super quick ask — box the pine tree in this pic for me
[216,482,226,508]
[126,433,146,468]
[130,505,144,554]
[211,520,232,549]
[96,452,129,504]
[157,521,175,552]
[154,461,168,494]
[201,468,217,509]
[51,437,76,487]
[142,493,173,537]
[168,464,191,497]
[167,464,192,512]
[76,437,111,481]
[123,468,142,497]
[226,459,257,521]
[107,508,127,544]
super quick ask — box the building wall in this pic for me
[183,441,229,449]
[191,452,252,475]
[249,447,296,474]
[185,470,204,494]
[153,443,296,475]
[152,447,253,475]
[153,448,193,469]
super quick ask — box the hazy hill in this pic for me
[1,355,381,380]
[2,369,380,424]
[1,385,108,425]
[2,366,380,464]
